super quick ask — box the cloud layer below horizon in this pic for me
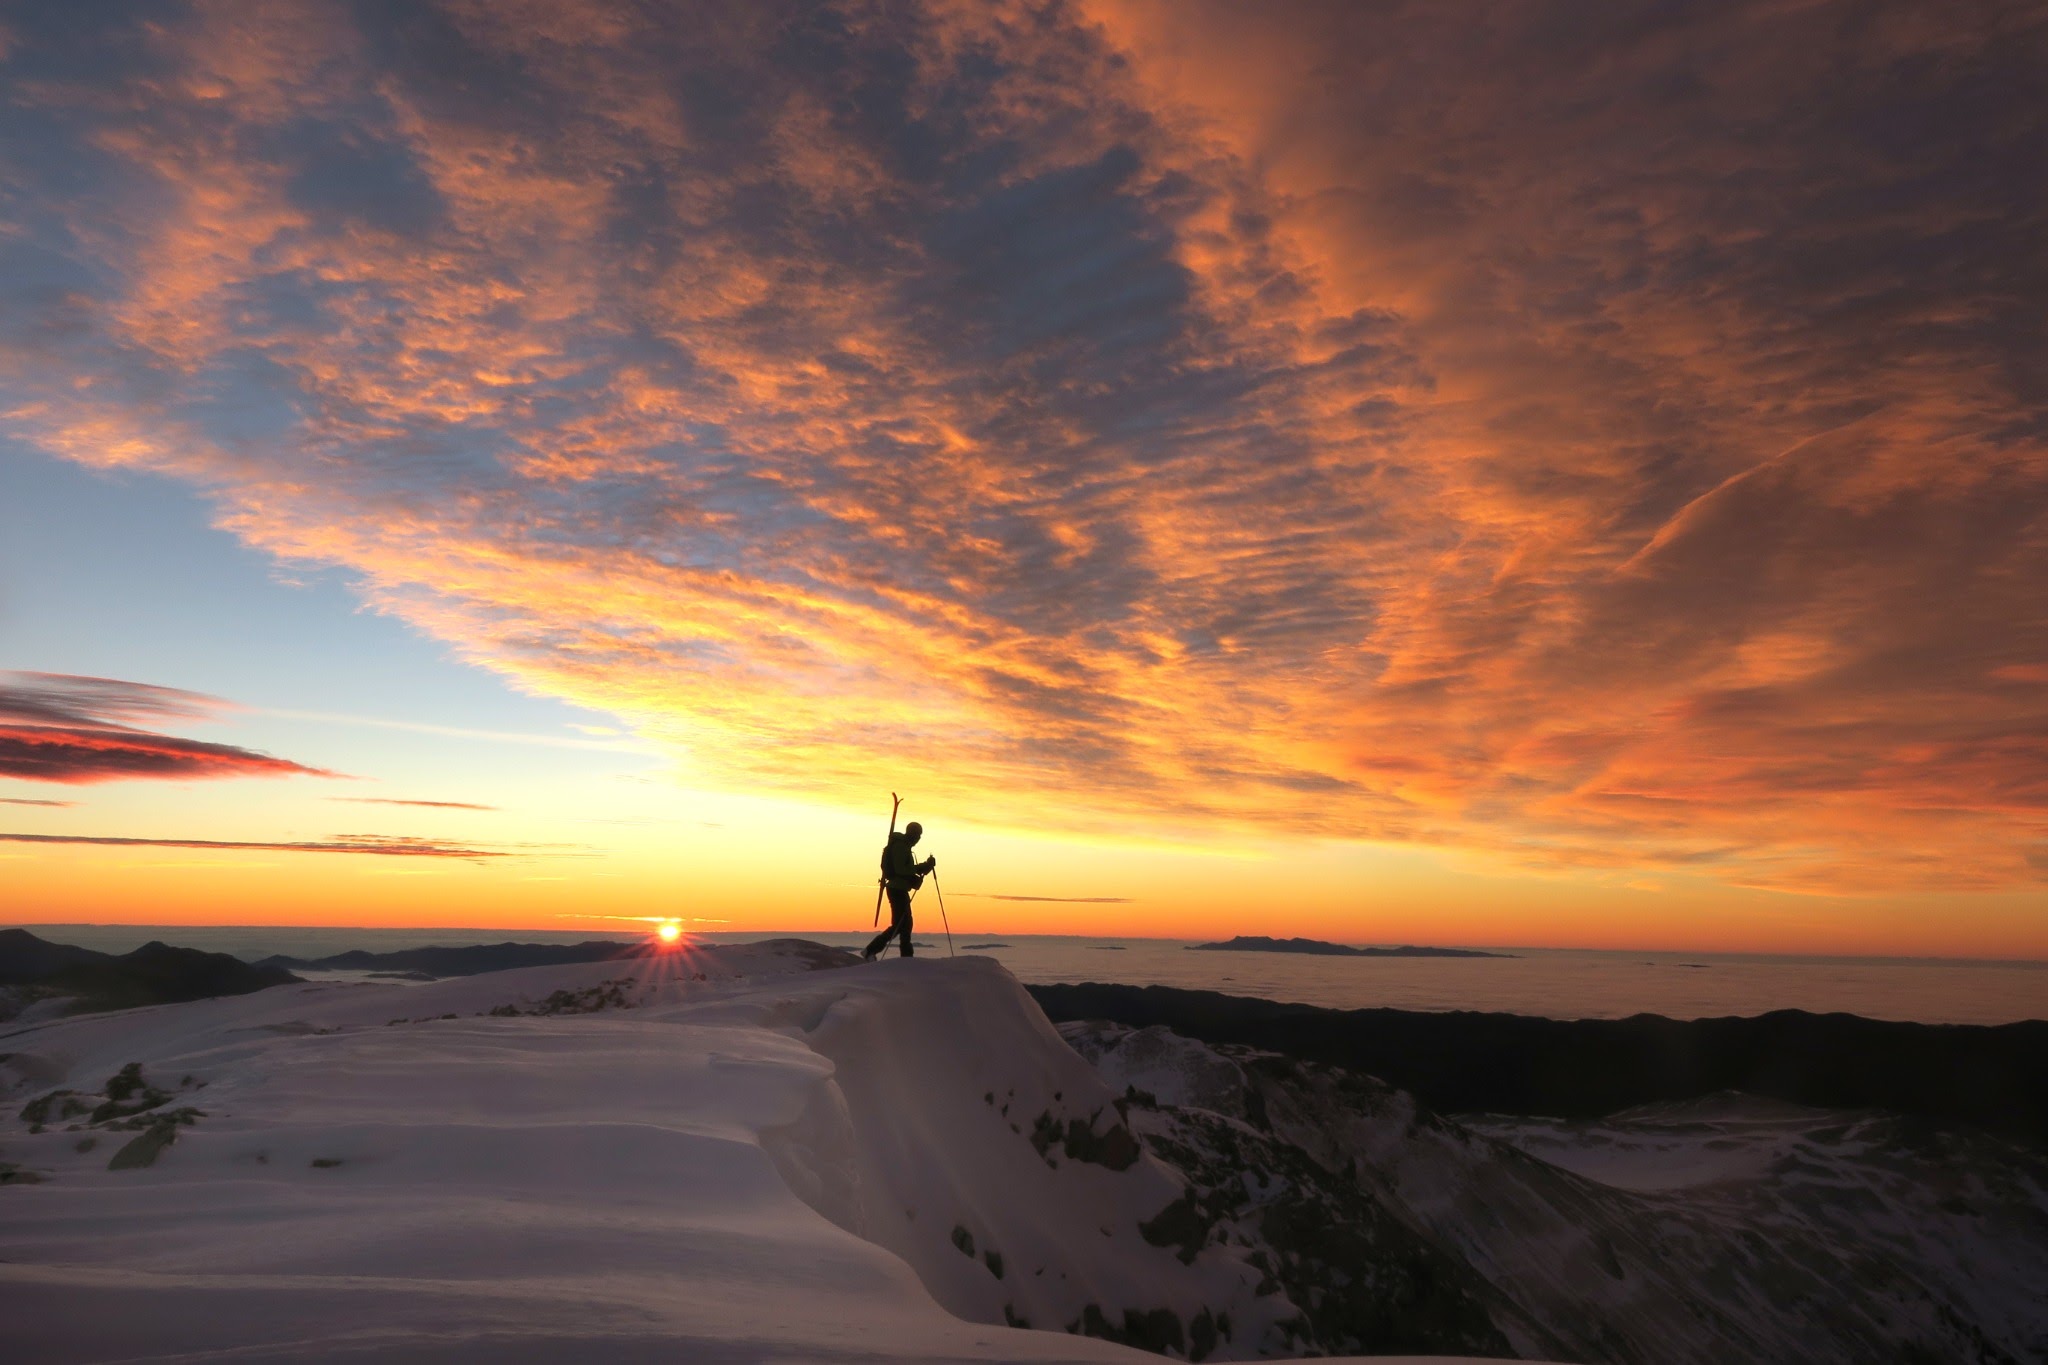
[2,1,2044,892]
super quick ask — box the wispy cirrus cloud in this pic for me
[329,797,498,811]
[0,1,2042,893]
[0,797,76,807]
[962,894,1136,904]
[0,831,502,858]
[262,709,643,751]
[0,673,221,730]
[0,672,335,785]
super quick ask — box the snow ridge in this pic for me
[0,943,1515,1363]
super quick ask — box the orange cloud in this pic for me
[1,1,2043,895]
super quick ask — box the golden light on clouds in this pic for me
[1,0,2043,915]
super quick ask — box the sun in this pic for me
[655,921,682,944]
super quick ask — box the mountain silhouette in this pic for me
[0,929,298,1014]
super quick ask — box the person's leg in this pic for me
[863,920,895,958]
[867,885,914,958]
[892,885,914,957]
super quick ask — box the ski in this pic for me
[872,791,900,928]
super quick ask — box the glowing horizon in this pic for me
[3,3,2045,957]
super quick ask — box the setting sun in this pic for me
[656,921,682,945]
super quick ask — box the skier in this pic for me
[864,820,935,960]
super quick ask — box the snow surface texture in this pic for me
[1063,1022,2048,1365]
[0,944,1517,1364]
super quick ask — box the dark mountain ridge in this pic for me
[258,938,643,977]
[0,929,298,1015]
[1027,981,2048,1145]
[0,928,106,980]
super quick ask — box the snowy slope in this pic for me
[1062,1021,2048,1365]
[0,943,1525,1364]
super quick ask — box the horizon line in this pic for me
[4,921,2044,968]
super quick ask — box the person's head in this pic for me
[904,821,923,844]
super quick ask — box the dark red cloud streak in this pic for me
[0,726,334,785]
[0,673,334,785]
[0,832,502,858]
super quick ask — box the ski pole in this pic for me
[931,868,954,958]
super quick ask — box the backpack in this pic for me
[880,831,917,884]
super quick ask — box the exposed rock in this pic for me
[1060,1018,2048,1365]
[107,1120,178,1170]
[1031,981,2048,1145]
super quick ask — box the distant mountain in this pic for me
[0,929,298,1015]
[258,939,644,977]
[0,928,106,979]
[1188,935,1511,958]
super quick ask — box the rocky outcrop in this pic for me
[1061,1019,2048,1365]
[1029,981,2048,1145]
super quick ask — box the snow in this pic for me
[1460,1093,1842,1194]
[1069,1023,1263,1117]
[1057,1023,2048,1364]
[0,942,1521,1363]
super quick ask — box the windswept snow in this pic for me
[1061,1020,2048,1365]
[0,943,1518,1364]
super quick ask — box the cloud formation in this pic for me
[0,2,2043,891]
[0,673,334,785]
[329,797,498,811]
[0,831,502,858]
[967,894,1136,904]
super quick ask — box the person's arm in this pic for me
[917,854,936,875]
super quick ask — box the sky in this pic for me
[2,1,2045,956]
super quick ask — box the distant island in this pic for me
[1188,935,1514,959]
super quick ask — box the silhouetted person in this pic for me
[864,820,935,960]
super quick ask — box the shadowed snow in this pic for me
[0,942,1523,1363]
